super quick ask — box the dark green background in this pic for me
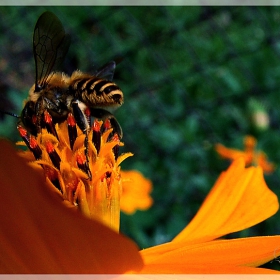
[1,6,280,269]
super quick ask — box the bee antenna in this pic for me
[0,110,20,118]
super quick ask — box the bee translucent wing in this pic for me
[95,61,116,81]
[33,11,70,91]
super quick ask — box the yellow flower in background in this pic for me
[1,140,280,274]
[120,170,153,215]
[215,135,275,174]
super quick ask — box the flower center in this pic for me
[17,111,132,232]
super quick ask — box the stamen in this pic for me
[85,106,91,127]
[84,133,92,180]
[29,134,42,160]
[44,110,59,140]
[44,165,61,191]
[76,152,91,179]
[45,140,61,170]
[67,113,77,150]
[102,119,111,134]
[112,133,120,160]
[62,169,79,204]
[17,125,30,148]
[92,119,101,154]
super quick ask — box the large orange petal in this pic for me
[0,140,143,273]
[140,236,280,273]
[173,158,278,243]
[139,264,280,274]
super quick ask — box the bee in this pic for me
[21,11,124,145]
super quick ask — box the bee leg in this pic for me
[71,100,92,180]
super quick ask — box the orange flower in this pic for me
[0,140,142,273]
[215,135,275,174]
[120,170,153,215]
[1,139,280,273]
[140,158,280,273]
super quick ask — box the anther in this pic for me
[17,125,30,148]
[92,119,101,154]
[111,133,120,160]
[29,135,43,160]
[17,125,42,160]
[44,165,62,192]
[76,152,92,180]
[44,110,59,140]
[67,113,77,150]
[102,119,111,132]
[85,107,91,127]
[46,140,61,170]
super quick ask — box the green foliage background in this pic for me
[1,6,280,269]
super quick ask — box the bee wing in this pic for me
[95,61,116,81]
[33,11,70,91]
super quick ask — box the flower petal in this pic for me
[140,236,280,273]
[0,140,143,273]
[173,158,279,243]
[215,143,251,163]
[139,263,280,274]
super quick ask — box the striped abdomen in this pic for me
[69,71,124,109]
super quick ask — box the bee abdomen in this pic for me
[70,76,124,108]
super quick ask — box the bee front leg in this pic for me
[71,100,92,180]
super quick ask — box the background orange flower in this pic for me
[215,135,275,174]
[120,170,153,215]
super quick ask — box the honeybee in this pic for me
[21,11,124,142]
